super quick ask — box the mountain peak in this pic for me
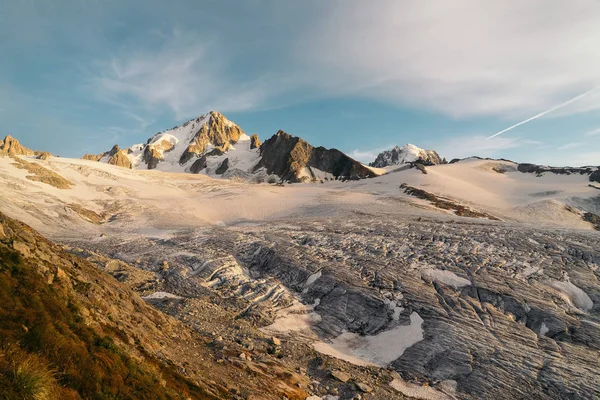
[0,135,35,156]
[370,144,444,168]
[255,131,378,182]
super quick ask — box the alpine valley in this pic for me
[0,111,599,400]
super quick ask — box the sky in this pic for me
[1,0,600,166]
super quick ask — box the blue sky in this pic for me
[1,1,600,165]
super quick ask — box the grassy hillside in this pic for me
[0,213,217,400]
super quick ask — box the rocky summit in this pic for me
[370,144,444,168]
[254,130,378,182]
[0,135,36,156]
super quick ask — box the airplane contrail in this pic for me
[487,85,600,139]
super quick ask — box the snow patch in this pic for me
[539,322,549,336]
[420,267,471,288]
[551,280,593,311]
[262,301,322,334]
[304,270,322,287]
[313,312,424,367]
[142,292,183,300]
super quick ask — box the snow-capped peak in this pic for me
[370,144,443,168]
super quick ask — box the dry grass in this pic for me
[0,345,58,400]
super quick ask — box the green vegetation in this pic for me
[0,245,213,399]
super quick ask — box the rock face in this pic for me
[370,144,443,168]
[189,155,208,174]
[250,134,262,149]
[82,152,105,161]
[178,111,243,165]
[215,158,230,175]
[255,130,378,182]
[0,135,35,156]
[106,145,132,169]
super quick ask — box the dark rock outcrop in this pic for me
[143,146,162,170]
[590,169,600,183]
[517,163,594,176]
[254,130,378,182]
[36,152,51,160]
[189,156,208,174]
[215,158,230,175]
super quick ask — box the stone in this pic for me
[12,240,31,257]
[56,267,68,281]
[271,336,281,346]
[330,370,351,383]
[355,382,372,393]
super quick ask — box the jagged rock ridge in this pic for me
[0,135,37,156]
[81,113,380,183]
[83,111,245,171]
[254,130,378,182]
[370,144,444,168]
[518,163,600,184]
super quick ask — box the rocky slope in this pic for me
[254,130,378,182]
[0,211,326,400]
[370,144,444,168]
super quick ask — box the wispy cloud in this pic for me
[87,29,271,120]
[435,135,524,160]
[557,142,584,151]
[300,1,600,119]
[584,128,600,136]
[348,146,394,163]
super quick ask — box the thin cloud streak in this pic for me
[487,86,600,139]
